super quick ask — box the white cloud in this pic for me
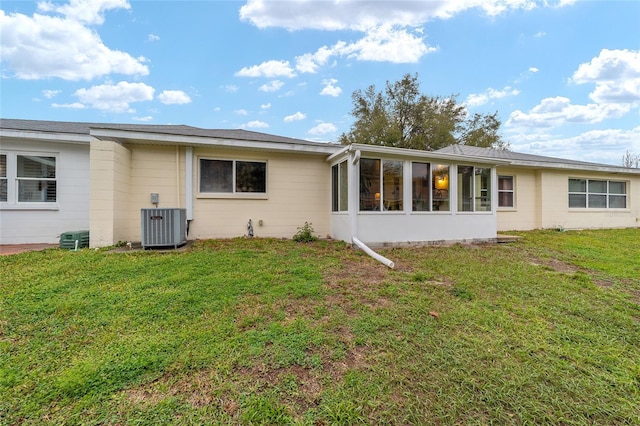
[235,109,248,116]
[508,126,640,165]
[509,49,640,134]
[42,89,61,99]
[284,112,306,122]
[506,96,632,129]
[235,60,296,78]
[320,79,342,97]
[240,0,572,31]
[259,80,285,92]
[148,33,160,42]
[51,102,85,109]
[465,86,520,107]
[157,90,191,105]
[0,2,148,81]
[337,25,435,63]
[261,103,271,110]
[73,81,154,112]
[308,122,337,136]
[244,120,269,129]
[295,45,335,74]
[133,115,153,122]
[240,0,556,31]
[571,49,640,104]
[37,0,131,25]
[222,84,238,93]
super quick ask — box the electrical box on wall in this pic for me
[150,193,159,205]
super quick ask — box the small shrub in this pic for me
[292,222,318,243]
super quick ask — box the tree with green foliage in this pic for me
[339,73,509,151]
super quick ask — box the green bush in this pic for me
[292,222,318,242]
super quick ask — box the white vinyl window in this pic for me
[568,178,627,209]
[199,159,266,194]
[458,166,491,212]
[411,162,450,212]
[1,153,57,204]
[359,158,403,211]
[0,154,6,202]
[331,161,348,212]
[498,176,514,208]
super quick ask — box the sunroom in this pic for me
[327,144,510,247]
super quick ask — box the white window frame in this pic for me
[331,160,348,212]
[197,157,268,199]
[457,165,492,213]
[0,151,59,208]
[498,175,515,209]
[359,158,404,212]
[568,178,627,209]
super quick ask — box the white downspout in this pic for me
[185,147,194,221]
[352,237,395,269]
[349,147,395,269]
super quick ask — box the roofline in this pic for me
[504,159,640,175]
[327,143,511,165]
[0,129,89,145]
[90,128,340,155]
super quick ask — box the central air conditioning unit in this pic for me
[141,208,187,249]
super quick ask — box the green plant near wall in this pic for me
[292,222,318,242]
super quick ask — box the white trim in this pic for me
[348,143,511,165]
[90,129,338,155]
[0,129,88,144]
[506,160,640,175]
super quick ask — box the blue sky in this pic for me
[1,0,639,165]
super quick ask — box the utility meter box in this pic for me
[59,230,90,250]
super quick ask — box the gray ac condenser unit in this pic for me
[141,208,187,249]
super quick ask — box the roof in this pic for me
[0,118,338,152]
[328,143,511,166]
[435,145,640,174]
[0,118,199,135]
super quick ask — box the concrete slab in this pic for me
[0,244,58,256]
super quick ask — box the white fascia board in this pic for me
[0,129,89,145]
[347,143,511,165]
[90,129,339,155]
[325,145,351,162]
[507,160,640,175]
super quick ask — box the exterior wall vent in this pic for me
[141,208,187,249]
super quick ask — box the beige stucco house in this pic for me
[1,119,638,249]
[437,145,640,232]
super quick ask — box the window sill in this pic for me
[358,210,406,215]
[456,211,494,215]
[568,208,630,213]
[0,203,59,211]
[197,193,268,200]
[410,211,452,214]
[498,207,517,212]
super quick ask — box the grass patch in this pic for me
[1,230,639,424]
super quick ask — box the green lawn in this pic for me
[1,229,639,425]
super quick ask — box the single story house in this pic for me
[436,145,640,232]
[1,118,638,250]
